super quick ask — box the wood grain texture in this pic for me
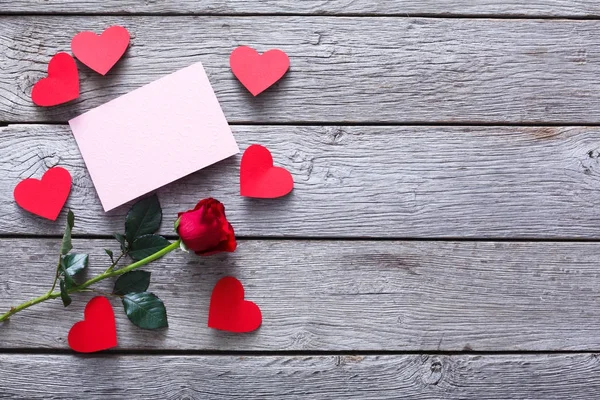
[2,239,600,351]
[1,1,600,16]
[1,124,599,238]
[2,354,600,399]
[2,16,600,124]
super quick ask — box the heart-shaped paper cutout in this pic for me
[13,166,72,221]
[208,277,262,333]
[71,25,130,75]
[68,296,118,353]
[240,144,293,198]
[31,53,79,107]
[230,46,290,96]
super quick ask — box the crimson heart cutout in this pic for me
[208,277,262,333]
[31,53,79,107]
[240,144,293,198]
[71,25,130,75]
[13,167,72,221]
[68,296,118,353]
[230,46,290,96]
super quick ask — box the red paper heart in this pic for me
[240,144,293,198]
[208,277,262,333]
[230,46,290,96]
[13,167,72,221]
[71,25,130,75]
[31,53,79,107]
[68,296,117,353]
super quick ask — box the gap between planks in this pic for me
[3,12,600,20]
[11,121,600,127]
[0,348,599,356]
[5,235,600,242]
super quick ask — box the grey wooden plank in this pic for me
[2,16,600,124]
[2,354,600,399]
[2,239,600,351]
[1,0,600,16]
[1,124,599,238]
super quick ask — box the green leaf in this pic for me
[129,234,170,261]
[113,271,151,296]
[114,233,128,252]
[104,249,114,263]
[122,292,168,330]
[61,253,89,277]
[60,210,75,255]
[59,279,72,307]
[124,195,162,244]
[59,264,77,289]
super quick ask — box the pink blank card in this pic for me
[69,62,239,211]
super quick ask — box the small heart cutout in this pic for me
[14,167,72,221]
[71,25,130,75]
[68,296,118,353]
[240,144,293,198]
[230,46,290,96]
[208,277,262,333]
[31,53,79,107]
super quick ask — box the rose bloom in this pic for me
[176,198,236,256]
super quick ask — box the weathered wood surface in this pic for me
[2,124,599,238]
[3,17,600,124]
[2,239,600,351]
[2,354,600,399]
[2,1,600,16]
[2,3,599,398]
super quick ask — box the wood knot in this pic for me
[580,148,600,177]
[422,356,444,386]
[325,127,347,145]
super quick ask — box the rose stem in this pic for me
[0,240,181,322]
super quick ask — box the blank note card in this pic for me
[69,62,239,211]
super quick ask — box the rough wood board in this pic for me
[1,1,600,16]
[1,124,599,238]
[2,239,600,351]
[3,17,600,123]
[2,354,600,399]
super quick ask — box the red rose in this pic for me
[176,198,236,256]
